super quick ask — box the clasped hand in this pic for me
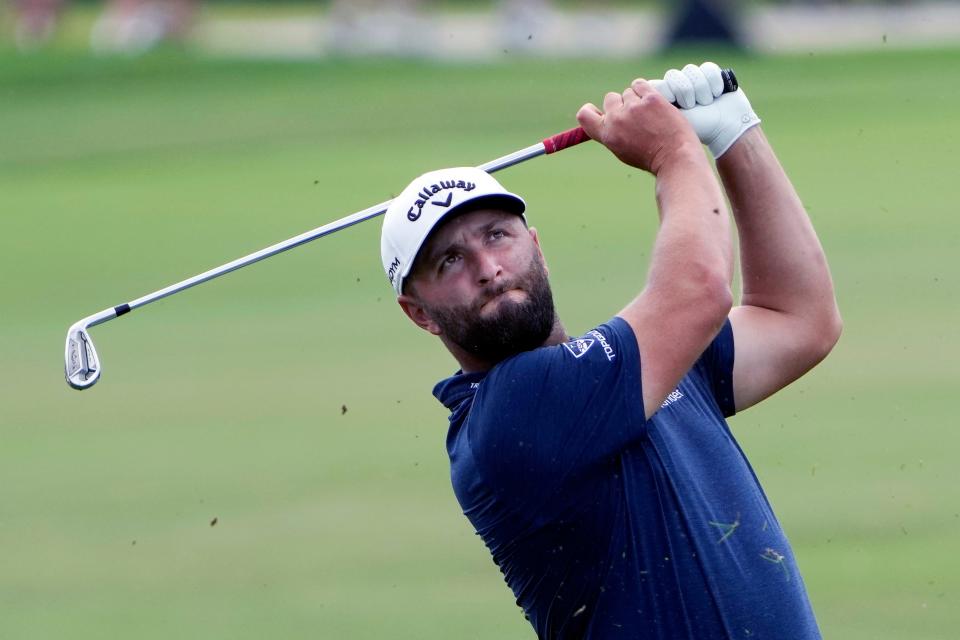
[577,61,762,168]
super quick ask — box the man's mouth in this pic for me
[479,288,525,313]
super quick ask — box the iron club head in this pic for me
[65,321,102,390]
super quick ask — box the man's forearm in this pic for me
[651,149,733,293]
[717,128,839,329]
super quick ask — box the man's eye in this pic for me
[439,254,460,272]
[490,229,506,240]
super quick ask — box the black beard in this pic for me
[426,257,556,366]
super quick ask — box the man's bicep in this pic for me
[729,305,826,412]
[620,285,731,418]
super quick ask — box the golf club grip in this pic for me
[542,68,739,155]
[542,127,590,154]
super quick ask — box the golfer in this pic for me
[380,62,841,639]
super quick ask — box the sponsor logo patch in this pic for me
[407,180,476,221]
[563,338,595,359]
[386,256,401,285]
[660,389,684,408]
[432,192,453,208]
[587,329,616,361]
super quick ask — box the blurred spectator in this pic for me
[90,0,198,53]
[327,0,555,55]
[12,0,199,53]
[327,0,423,55]
[12,0,65,50]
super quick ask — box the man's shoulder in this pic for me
[466,317,641,429]
[484,316,635,384]
[437,317,641,445]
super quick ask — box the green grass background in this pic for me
[1,42,958,639]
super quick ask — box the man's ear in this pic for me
[398,294,442,336]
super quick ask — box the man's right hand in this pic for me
[576,79,703,175]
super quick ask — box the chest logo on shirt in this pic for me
[660,388,684,408]
[563,338,595,359]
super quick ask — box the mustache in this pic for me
[472,256,546,311]
[474,282,523,311]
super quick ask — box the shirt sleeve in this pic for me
[694,318,736,417]
[465,317,646,507]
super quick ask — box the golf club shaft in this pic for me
[80,132,584,330]
[66,68,741,391]
[75,66,739,329]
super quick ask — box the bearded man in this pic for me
[379,62,841,640]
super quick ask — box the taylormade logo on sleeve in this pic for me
[563,338,595,359]
[563,330,616,362]
[588,329,616,361]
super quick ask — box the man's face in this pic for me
[400,208,557,365]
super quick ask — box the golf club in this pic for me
[64,68,738,390]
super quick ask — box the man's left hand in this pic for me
[651,62,761,159]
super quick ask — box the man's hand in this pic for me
[651,62,761,158]
[576,79,703,175]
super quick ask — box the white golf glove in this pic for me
[651,62,761,158]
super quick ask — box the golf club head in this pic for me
[65,323,102,390]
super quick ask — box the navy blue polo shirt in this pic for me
[434,317,820,640]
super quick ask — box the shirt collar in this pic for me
[432,369,488,411]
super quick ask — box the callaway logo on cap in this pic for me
[380,167,526,295]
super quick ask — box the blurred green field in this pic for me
[1,46,958,639]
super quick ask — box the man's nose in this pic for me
[475,251,503,286]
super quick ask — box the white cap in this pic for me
[380,167,525,295]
